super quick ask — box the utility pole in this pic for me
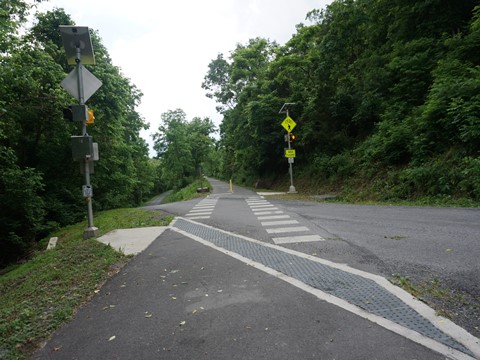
[60,26,102,239]
[280,103,297,194]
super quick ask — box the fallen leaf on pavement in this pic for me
[108,336,116,341]
[179,321,186,326]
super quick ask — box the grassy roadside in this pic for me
[162,178,211,204]
[0,208,173,360]
[390,275,480,337]
[258,191,480,207]
[243,172,479,207]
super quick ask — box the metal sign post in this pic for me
[60,26,102,239]
[279,103,297,194]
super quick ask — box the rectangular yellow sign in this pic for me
[285,149,296,158]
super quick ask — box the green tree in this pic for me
[153,109,195,189]
[0,137,45,265]
[153,110,216,189]
[187,116,216,175]
[0,5,157,265]
[203,0,480,200]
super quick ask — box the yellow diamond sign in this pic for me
[281,116,297,132]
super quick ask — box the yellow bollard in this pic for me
[229,179,233,193]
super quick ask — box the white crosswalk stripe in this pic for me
[253,208,279,213]
[261,220,299,226]
[272,235,324,244]
[266,226,310,234]
[257,215,290,220]
[250,204,276,209]
[246,197,323,245]
[186,198,218,219]
[254,210,283,215]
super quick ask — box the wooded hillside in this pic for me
[0,3,157,265]
[203,0,480,201]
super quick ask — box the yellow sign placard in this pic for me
[281,116,297,132]
[285,149,296,158]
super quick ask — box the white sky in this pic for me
[35,0,331,155]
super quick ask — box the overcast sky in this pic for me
[36,0,332,155]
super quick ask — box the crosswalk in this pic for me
[185,198,218,219]
[246,197,324,245]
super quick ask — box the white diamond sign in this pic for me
[61,65,102,102]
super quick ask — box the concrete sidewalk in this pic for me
[97,227,167,255]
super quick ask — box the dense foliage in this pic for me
[0,3,156,265]
[203,0,480,201]
[152,109,215,190]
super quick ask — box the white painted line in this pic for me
[171,218,480,359]
[187,216,210,219]
[257,215,290,220]
[247,200,269,203]
[261,220,299,226]
[272,235,324,244]
[186,212,212,216]
[249,204,275,209]
[253,210,281,215]
[266,226,309,234]
[190,208,214,212]
[252,208,279,212]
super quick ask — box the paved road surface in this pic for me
[154,178,480,338]
[32,178,480,359]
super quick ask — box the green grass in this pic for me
[162,178,211,204]
[389,274,479,336]
[257,173,480,208]
[259,190,480,208]
[0,208,173,360]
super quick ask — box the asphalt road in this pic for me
[151,178,480,338]
[32,229,446,360]
[32,178,479,359]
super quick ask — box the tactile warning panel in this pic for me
[173,218,472,356]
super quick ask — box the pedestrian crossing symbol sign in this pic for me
[281,116,297,132]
